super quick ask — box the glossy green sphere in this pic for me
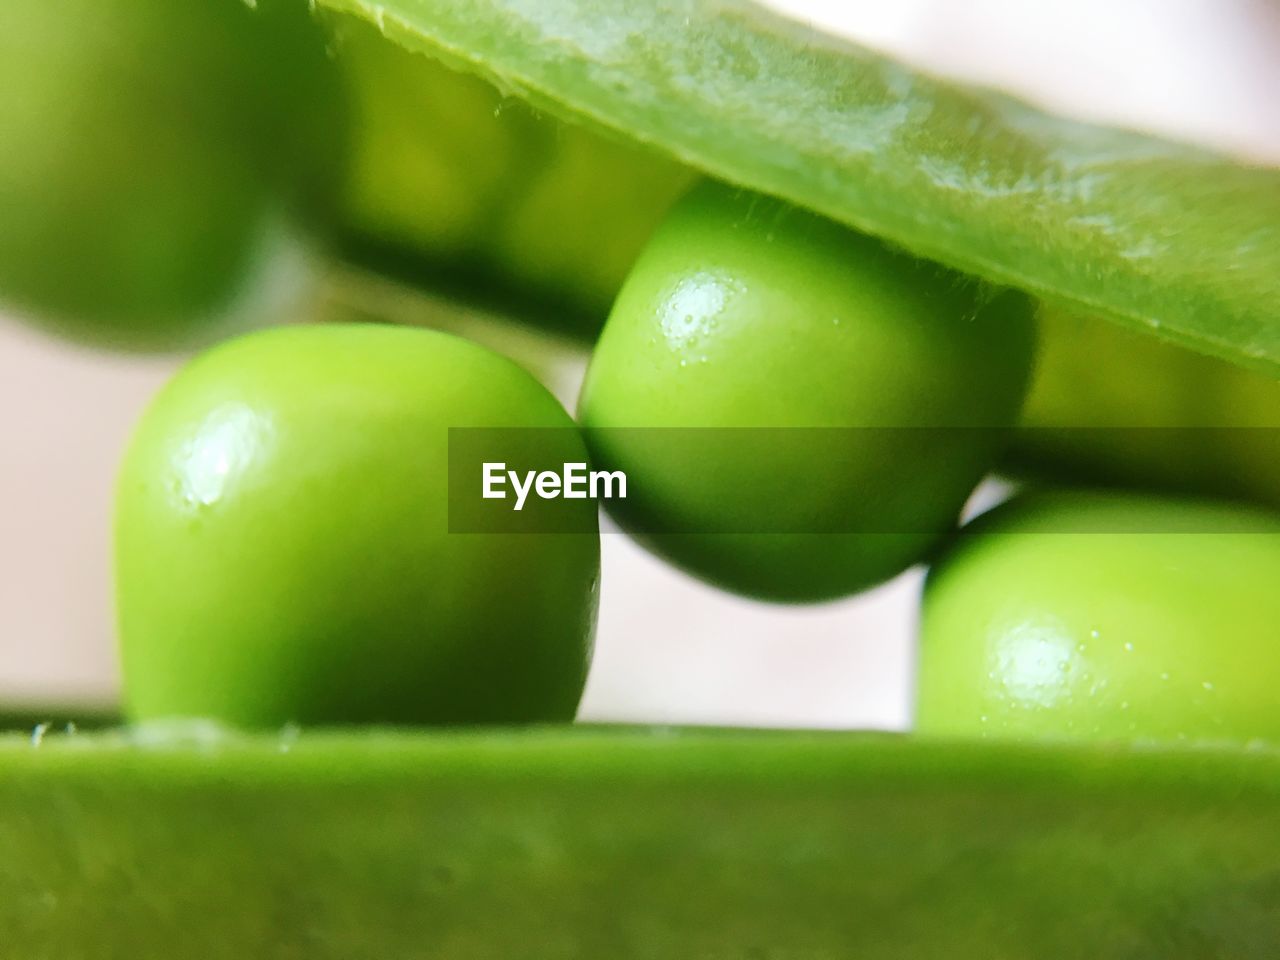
[116,324,598,727]
[917,490,1280,744]
[0,0,343,350]
[578,181,1036,601]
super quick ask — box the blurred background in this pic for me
[2,0,1277,724]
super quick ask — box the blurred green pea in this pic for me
[0,0,346,350]
[326,13,694,340]
[1010,306,1280,508]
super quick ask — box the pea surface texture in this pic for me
[917,490,1280,744]
[578,180,1035,602]
[116,324,598,727]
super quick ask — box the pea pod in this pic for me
[315,0,1279,372]
[2,727,1279,957]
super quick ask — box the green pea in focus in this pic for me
[917,490,1280,744]
[116,324,598,728]
[578,181,1036,602]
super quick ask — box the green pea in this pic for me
[917,490,1280,744]
[116,324,598,728]
[0,0,344,350]
[1010,305,1280,508]
[327,12,693,339]
[578,181,1035,602]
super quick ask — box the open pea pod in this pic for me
[3,727,1279,957]
[315,0,1279,374]
[327,13,694,339]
